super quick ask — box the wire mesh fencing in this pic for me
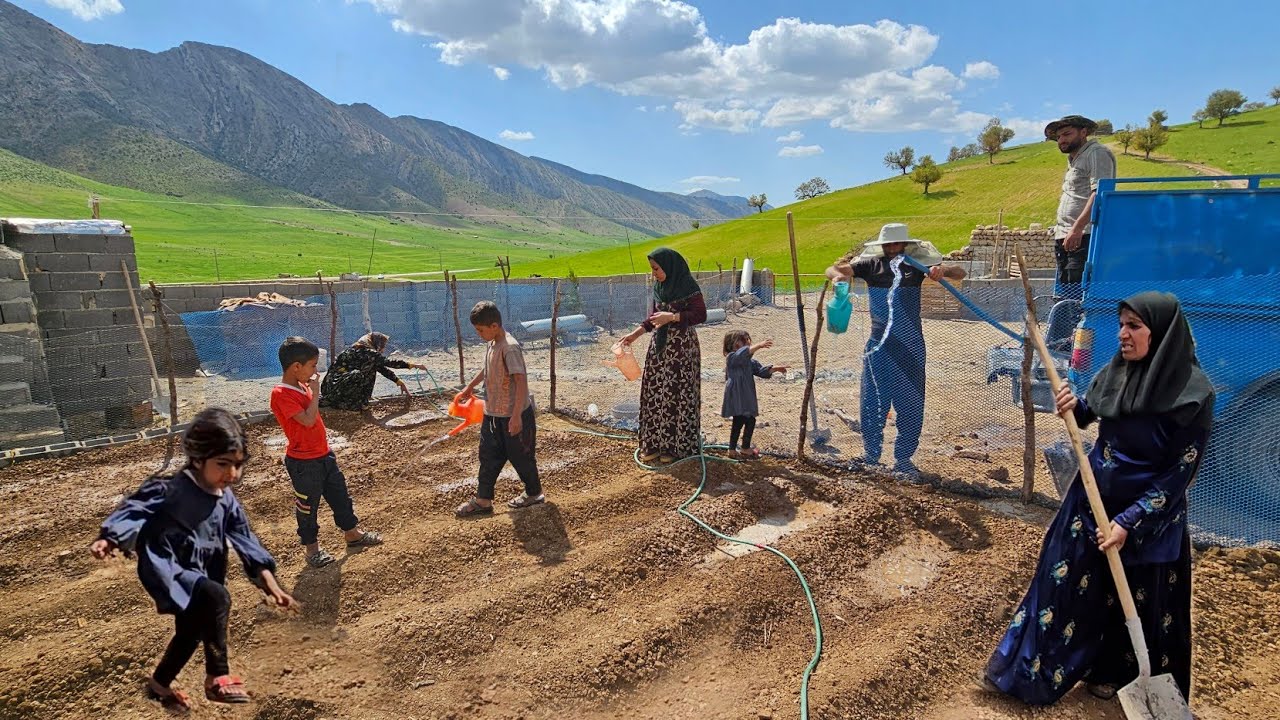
[2,266,1277,549]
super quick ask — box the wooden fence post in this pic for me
[448,272,465,385]
[1015,244,1037,503]
[798,280,830,460]
[607,278,615,335]
[327,279,338,362]
[147,281,179,427]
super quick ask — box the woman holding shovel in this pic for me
[980,291,1213,706]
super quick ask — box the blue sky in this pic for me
[16,0,1280,208]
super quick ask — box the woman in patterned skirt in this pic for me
[979,291,1214,705]
[620,248,707,464]
[319,332,426,410]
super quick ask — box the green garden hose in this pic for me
[564,424,824,719]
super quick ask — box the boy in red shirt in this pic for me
[270,337,383,568]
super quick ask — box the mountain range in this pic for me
[0,0,757,237]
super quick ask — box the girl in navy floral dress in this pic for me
[981,291,1214,705]
[92,408,298,710]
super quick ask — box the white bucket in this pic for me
[738,258,755,294]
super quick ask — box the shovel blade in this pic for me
[1116,673,1192,720]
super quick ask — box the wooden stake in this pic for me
[325,274,338,362]
[798,279,831,460]
[994,209,1006,278]
[147,281,179,427]
[448,272,465,385]
[121,261,163,399]
[1015,245,1038,503]
[549,280,561,412]
[607,278,615,335]
[787,212,821,438]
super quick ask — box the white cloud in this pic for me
[962,61,1000,80]
[654,105,668,111]
[679,175,740,186]
[357,2,1004,134]
[1005,117,1053,143]
[674,101,758,134]
[498,129,535,141]
[778,145,824,158]
[776,130,804,143]
[42,0,123,21]
[636,105,647,112]
[492,66,511,80]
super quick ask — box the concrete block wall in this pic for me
[946,226,1056,275]
[0,245,64,448]
[1,222,154,440]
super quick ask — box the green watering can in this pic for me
[826,281,852,333]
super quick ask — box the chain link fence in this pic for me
[2,265,1276,549]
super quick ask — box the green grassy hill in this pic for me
[0,147,619,282]
[495,140,1200,283]
[2,103,1274,284]
[1147,103,1280,174]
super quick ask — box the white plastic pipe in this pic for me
[738,258,755,294]
[520,314,590,334]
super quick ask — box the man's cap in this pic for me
[1044,115,1098,139]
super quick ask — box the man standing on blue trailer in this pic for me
[826,223,966,479]
[1045,114,1115,301]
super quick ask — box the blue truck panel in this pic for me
[998,174,1280,545]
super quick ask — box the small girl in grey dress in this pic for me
[721,330,789,459]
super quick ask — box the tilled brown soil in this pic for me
[1,399,1276,719]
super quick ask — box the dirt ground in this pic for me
[2,397,1279,720]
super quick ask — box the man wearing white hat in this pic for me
[826,223,966,478]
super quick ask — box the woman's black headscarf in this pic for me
[1084,291,1215,428]
[647,247,701,352]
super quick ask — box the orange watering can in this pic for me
[446,394,486,436]
[603,341,641,381]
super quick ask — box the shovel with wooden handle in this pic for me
[1014,245,1192,720]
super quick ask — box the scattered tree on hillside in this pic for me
[1204,89,1247,126]
[1148,109,1168,130]
[883,146,916,175]
[690,220,700,230]
[1113,124,1136,155]
[747,193,768,213]
[794,176,831,201]
[1192,109,1208,129]
[1095,119,1114,135]
[978,118,1015,163]
[909,155,944,195]
[1270,85,1280,105]
[946,144,981,162]
[1242,101,1267,112]
[1133,125,1168,160]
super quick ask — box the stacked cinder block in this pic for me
[948,225,1057,273]
[1,221,155,439]
[0,245,63,448]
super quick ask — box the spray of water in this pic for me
[406,433,452,467]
